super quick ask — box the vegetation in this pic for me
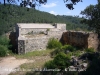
[3,0,83,10]
[15,49,53,59]
[61,45,76,52]
[50,44,77,57]
[80,52,100,75]
[0,36,12,57]
[85,48,95,53]
[81,0,100,36]
[44,52,71,70]
[0,45,8,57]
[47,38,62,49]
[0,4,89,35]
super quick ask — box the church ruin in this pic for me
[16,23,66,54]
[15,23,99,54]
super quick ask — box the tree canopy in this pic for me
[0,4,89,35]
[81,0,100,36]
[3,0,82,10]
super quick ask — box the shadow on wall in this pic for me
[60,31,90,49]
[9,32,18,53]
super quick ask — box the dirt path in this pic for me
[0,56,51,75]
[0,57,28,75]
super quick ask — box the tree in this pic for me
[81,0,100,36]
[3,0,82,10]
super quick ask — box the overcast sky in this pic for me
[0,0,98,16]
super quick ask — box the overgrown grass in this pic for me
[14,49,54,59]
[20,56,52,69]
[85,48,95,53]
[9,50,53,75]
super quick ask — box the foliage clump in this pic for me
[47,38,62,49]
[0,36,12,57]
[44,52,71,70]
[51,45,76,57]
[0,45,8,57]
[85,48,95,53]
[61,45,76,52]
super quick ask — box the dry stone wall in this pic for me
[61,31,99,50]
[15,23,100,54]
[18,40,25,54]
[88,33,99,50]
[24,36,49,53]
[20,28,49,35]
[18,31,64,54]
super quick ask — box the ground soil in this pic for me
[0,55,51,75]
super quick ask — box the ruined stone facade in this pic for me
[15,23,99,54]
[61,31,99,50]
[16,23,66,54]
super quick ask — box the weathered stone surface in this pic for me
[16,23,66,54]
[13,23,100,54]
[61,31,99,50]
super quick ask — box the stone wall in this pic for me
[17,31,99,54]
[19,28,49,35]
[88,33,99,50]
[18,40,25,54]
[61,31,99,50]
[55,23,66,30]
[24,36,49,53]
[15,23,100,54]
[17,31,64,53]
[48,31,64,40]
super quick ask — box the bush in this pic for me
[0,45,8,57]
[85,48,95,53]
[44,60,56,69]
[47,38,62,49]
[0,36,11,49]
[50,45,76,57]
[45,52,71,70]
[61,45,76,52]
[0,36,12,57]
[53,52,71,68]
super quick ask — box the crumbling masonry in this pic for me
[15,23,99,54]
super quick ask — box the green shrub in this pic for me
[45,52,71,70]
[0,36,12,57]
[47,38,62,49]
[85,48,95,53]
[53,52,71,69]
[0,36,11,49]
[61,45,76,52]
[50,47,63,57]
[44,60,56,69]
[0,45,8,57]
[50,45,76,57]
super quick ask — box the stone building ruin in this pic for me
[15,23,99,54]
[16,23,66,54]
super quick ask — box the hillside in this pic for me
[0,4,89,35]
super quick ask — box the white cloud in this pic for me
[66,12,71,14]
[42,3,57,8]
[49,11,57,15]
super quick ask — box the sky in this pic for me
[0,0,98,16]
[38,0,98,16]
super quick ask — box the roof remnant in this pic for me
[17,23,55,28]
